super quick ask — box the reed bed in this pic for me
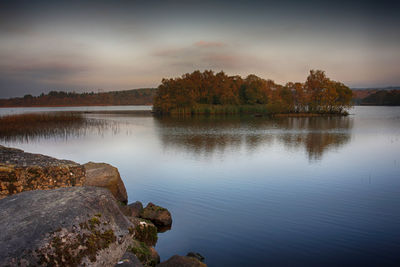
[0,112,86,141]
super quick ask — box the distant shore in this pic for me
[0,104,152,108]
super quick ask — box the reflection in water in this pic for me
[154,116,353,161]
[1,112,353,161]
[1,107,399,266]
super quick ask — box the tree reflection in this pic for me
[154,115,353,161]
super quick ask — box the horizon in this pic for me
[1,0,399,98]
[2,76,400,100]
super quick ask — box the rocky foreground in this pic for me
[0,145,206,267]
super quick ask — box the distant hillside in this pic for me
[0,88,157,107]
[352,86,400,91]
[352,87,400,105]
[360,90,400,106]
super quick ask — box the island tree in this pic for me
[153,70,353,115]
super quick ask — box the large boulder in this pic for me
[84,162,128,204]
[140,203,172,228]
[157,255,207,267]
[0,186,136,266]
[0,145,85,199]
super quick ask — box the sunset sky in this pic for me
[1,0,399,98]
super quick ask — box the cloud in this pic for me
[0,61,89,82]
[151,41,265,73]
[194,41,226,48]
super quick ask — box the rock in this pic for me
[116,252,144,267]
[149,247,161,265]
[140,202,172,228]
[128,217,158,246]
[0,145,85,199]
[186,252,205,262]
[157,255,207,267]
[127,240,160,267]
[129,201,144,217]
[119,202,135,217]
[0,186,137,266]
[84,162,128,204]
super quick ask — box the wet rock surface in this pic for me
[156,255,207,267]
[0,186,135,266]
[0,145,85,199]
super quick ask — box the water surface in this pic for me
[1,106,399,266]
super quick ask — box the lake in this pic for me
[1,106,399,266]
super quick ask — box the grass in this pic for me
[0,112,87,142]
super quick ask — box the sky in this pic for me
[0,0,399,98]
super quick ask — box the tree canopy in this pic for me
[153,70,353,115]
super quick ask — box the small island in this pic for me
[153,70,353,116]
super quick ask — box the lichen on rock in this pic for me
[0,145,85,199]
[0,186,136,266]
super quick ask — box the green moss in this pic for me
[134,223,158,246]
[128,226,135,235]
[85,229,116,262]
[141,205,167,218]
[128,241,157,267]
[88,216,100,230]
[153,206,166,212]
[37,216,116,266]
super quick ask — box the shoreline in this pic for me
[0,145,206,267]
[0,104,152,108]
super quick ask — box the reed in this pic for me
[0,112,85,140]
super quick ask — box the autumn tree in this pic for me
[152,69,353,115]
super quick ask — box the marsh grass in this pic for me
[0,112,89,142]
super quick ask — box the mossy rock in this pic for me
[0,187,135,266]
[140,203,172,228]
[134,221,158,246]
[127,240,160,267]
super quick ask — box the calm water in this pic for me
[1,106,399,266]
